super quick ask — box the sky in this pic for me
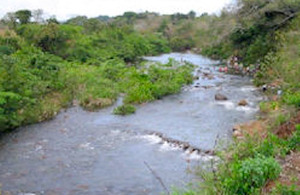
[0,0,233,21]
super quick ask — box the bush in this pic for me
[169,36,195,51]
[283,91,300,107]
[222,155,281,194]
[113,104,136,115]
[121,62,193,104]
[0,92,23,130]
[285,125,300,151]
[0,47,65,131]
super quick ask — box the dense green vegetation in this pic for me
[0,11,196,131]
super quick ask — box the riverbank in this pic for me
[176,8,300,195]
[0,53,263,194]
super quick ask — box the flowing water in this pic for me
[0,53,263,195]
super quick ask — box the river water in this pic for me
[0,53,262,195]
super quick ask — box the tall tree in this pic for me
[15,10,32,24]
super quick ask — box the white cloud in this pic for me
[0,0,233,20]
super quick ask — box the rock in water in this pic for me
[238,99,248,106]
[215,93,228,101]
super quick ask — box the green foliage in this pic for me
[121,62,193,104]
[16,24,82,57]
[272,184,300,195]
[15,22,170,64]
[0,44,65,130]
[0,22,189,131]
[283,91,300,107]
[144,34,171,55]
[15,10,32,24]
[0,91,23,130]
[193,127,300,195]
[46,17,59,24]
[202,41,232,60]
[221,155,281,195]
[0,35,21,55]
[65,16,103,33]
[170,36,195,51]
[285,125,300,152]
[201,0,300,66]
[259,101,279,113]
[113,104,136,115]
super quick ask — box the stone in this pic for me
[233,130,243,137]
[193,76,199,80]
[232,125,243,137]
[238,99,248,106]
[215,93,228,101]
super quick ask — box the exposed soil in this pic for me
[275,112,300,139]
[233,111,300,139]
[232,120,267,138]
[264,151,300,193]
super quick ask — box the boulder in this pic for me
[238,99,248,106]
[215,93,228,101]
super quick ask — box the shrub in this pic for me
[169,36,195,51]
[121,62,193,104]
[222,155,281,194]
[113,104,136,115]
[0,92,23,130]
[285,125,300,151]
[283,91,300,107]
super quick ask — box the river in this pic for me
[0,53,263,195]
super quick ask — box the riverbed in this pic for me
[0,53,262,195]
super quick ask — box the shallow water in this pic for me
[0,53,262,195]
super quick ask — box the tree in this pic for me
[123,12,137,24]
[32,9,44,23]
[188,11,196,19]
[2,12,17,29]
[66,16,88,26]
[83,18,102,33]
[236,0,300,29]
[15,10,32,24]
[200,12,208,17]
[36,23,65,54]
[46,16,59,24]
